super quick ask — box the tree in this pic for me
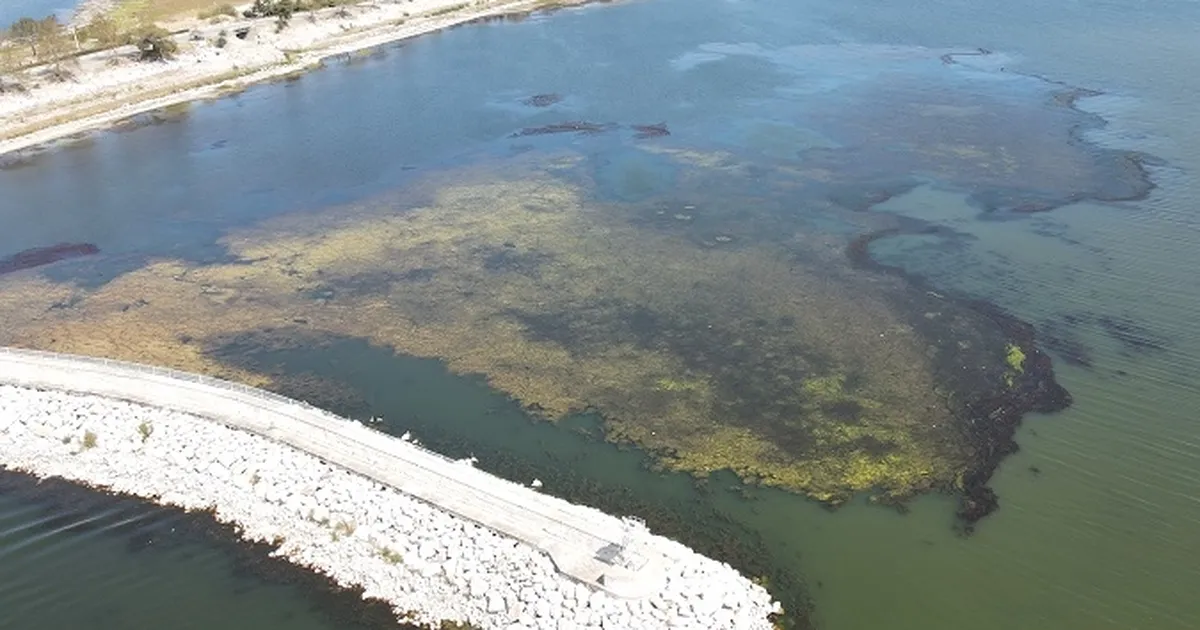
[0,40,25,92]
[135,26,178,62]
[9,17,42,57]
[38,18,73,62]
[80,15,122,47]
[8,15,68,62]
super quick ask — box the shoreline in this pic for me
[0,0,593,157]
[0,348,780,629]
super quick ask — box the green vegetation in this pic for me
[0,154,1034,511]
[4,15,76,73]
[135,25,178,61]
[8,17,53,57]
[437,621,483,630]
[330,519,356,541]
[428,3,470,17]
[0,42,25,91]
[2,6,177,75]
[78,16,123,47]
[243,0,361,25]
[198,3,238,20]
[81,430,98,450]
[137,420,154,442]
[1004,343,1026,387]
[376,546,403,564]
[1006,343,1026,373]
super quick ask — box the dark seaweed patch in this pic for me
[821,400,865,422]
[1097,315,1167,353]
[846,227,1071,531]
[0,243,99,276]
[522,93,563,107]
[509,296,855,459]
[479,245,554,277]
[398,268,437,282]
[824,180,919,212]
[631,122,670,139]
[1039,320,1094,368]
[510,121,615,137]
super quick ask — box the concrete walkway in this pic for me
[0,346,669,598]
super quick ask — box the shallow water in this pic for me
[2,0,1199,628]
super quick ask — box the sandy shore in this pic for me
[0,0,582,156]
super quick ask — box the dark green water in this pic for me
[0,474,409,630]
[3,0,1200,628]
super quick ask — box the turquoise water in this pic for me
[0,0,77,25]
[3,0,1200,628]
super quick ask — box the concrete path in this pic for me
[0,346,669,598]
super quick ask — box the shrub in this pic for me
[135,26,178,61]
[245,0,295,19]
[82,430,98,449]
[0,80,28,94]
[333,520,356,536]
[377,547,403,564]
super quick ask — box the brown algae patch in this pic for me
[0,156,1052,517]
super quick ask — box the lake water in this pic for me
[0,0,78,25]
[2,0,1199,628]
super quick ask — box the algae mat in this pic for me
[0,148,1065,525]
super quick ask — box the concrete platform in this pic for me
[0,346,670,598]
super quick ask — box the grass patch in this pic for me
[427,3,470,18]
[198,3,238,19]
[116,0,240,23]
[137,420,154,441]
[331,519,356,541]
[81,430,98,449]
[376,546,403,564]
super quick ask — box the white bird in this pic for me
[400,431,412,441]
[459,455,479,466]
[530,478,543,489]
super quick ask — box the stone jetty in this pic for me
[0,349,780,630]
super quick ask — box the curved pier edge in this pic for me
[0,347,780,629]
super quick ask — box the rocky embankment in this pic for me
[0,384,779,629]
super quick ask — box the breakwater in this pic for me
[0,349,779,629]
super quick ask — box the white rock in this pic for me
[0,384,780,630]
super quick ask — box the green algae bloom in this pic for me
[1004,343,1027,387]
[0,154,1060,516]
